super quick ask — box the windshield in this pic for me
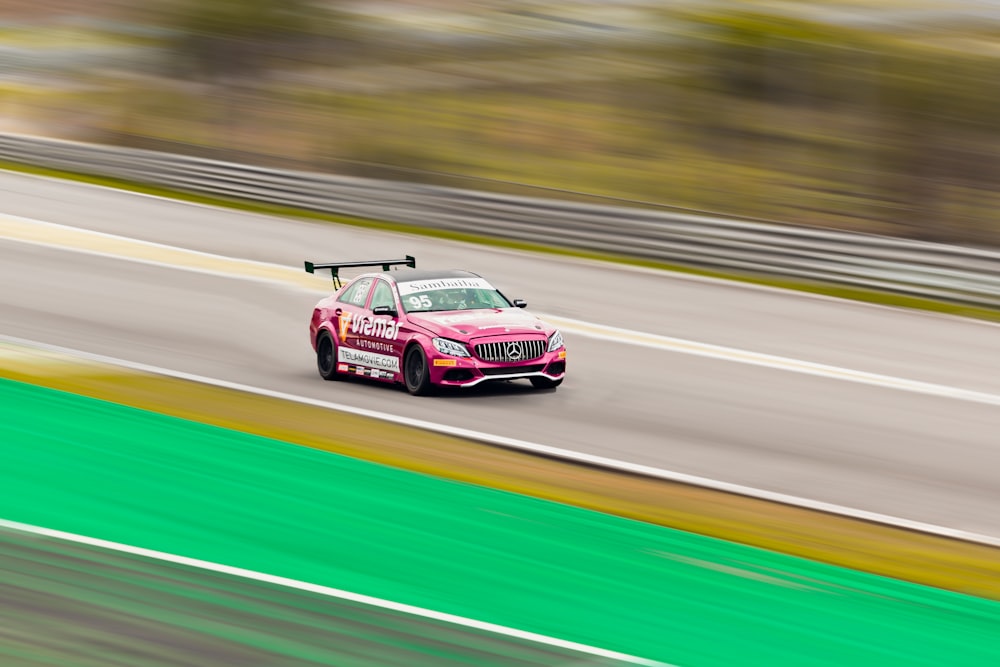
[398,277,512,313]
[403,288,511,313]
[401,287,512,313]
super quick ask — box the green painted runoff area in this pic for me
[1,377,998,666]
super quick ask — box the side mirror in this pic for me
[512,299,527,308]
[372,305,398,317]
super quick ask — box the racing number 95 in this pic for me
[408,295,432,309]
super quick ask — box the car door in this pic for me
[337,278,400,380]
[356,277,404,380]
[333,276,377,376]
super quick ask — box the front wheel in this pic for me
[316,332,340,381]
[404,345,433,396]
[530,376,563,390]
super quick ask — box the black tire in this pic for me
[530,376,563,390]
[316,332,340,381]
[404,345,433,396]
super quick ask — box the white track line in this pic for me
[4,213,1000,407]
[543,315,1000,408]
[0,518,667,667]
[3,334,999,548]
[0,213,321,290]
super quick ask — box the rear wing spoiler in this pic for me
[304,255,415,288]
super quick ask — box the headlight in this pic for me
[547,330,564,352]
[432,337,471,357]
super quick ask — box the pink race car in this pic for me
[306,256,565,395]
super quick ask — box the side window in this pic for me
[370,280,396,311]
[337,278,374,307]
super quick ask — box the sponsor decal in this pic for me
[433,359,458,367]
[337,312,399,343]
[397,277,494,296]
[338,347,401,373]
[337,363,348,372]
[358,339,395,354]
[342,364,393,379]
[558,350,566,360]
[433,313,480,324]
[337,312,352,342]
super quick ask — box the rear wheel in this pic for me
[316,332,340,381]
[530,377,563,390]
[404,345,433,396]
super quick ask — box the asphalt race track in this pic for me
[2,170,999,536]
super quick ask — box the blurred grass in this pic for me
[0,26,148,47]
[4,157,1000,325]
[7,4,1000,244]
[2,347,999,602]
[87,84,902,231]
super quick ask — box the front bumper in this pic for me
[428,349,566,387]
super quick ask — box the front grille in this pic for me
[474,338,546,363]
[481,364,545,376]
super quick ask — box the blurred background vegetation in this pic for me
[2,0,1000,245]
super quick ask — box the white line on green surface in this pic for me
[0,517,668,667]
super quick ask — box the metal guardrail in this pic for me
[2,132,1000,307]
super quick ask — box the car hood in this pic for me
[406,309,551,340]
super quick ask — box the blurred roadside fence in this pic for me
[2,132,1000,307]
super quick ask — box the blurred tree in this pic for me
[873,49,1000,242]
[154,0,349,157]
[670,9,1000,244]
[161,0,337,83]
